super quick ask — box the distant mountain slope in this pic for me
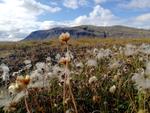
[24,25,150,40]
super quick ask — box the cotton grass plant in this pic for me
[59,32,78,113]
[0,37,150,113]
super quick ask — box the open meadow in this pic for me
[0,37,150,113]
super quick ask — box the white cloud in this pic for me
[73,5,119,26]
[132,13,150,28]
[115,13,150,29]
[0,0,149,41]
[39,21,67,30]
[120,0,150,9]
[63,0,87,9]
[68,3,150,29]
[22,0,61,13]
[94,0,107,4]
[0,3,121,41]
[0,0,61,41]
[135,13,150,22]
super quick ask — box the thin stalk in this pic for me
[143,93,145,112]
[24,89,31,113]
[68,80,78,113]
[66,43,78,113]
[63,72,67,112]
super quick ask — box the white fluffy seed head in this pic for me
[24,60,31,65]
[145,62,150,78]
[0,63,9,73]
[46,57,51,62]
[86,59,97,67]
[55,53,61,60]
[113,74,120,82]
[76,62,84,68]
[36,62,46,71]
[109,85,116,94]
[89,76,98,84]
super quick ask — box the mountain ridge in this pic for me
[24,25,150,40]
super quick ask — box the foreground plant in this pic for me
[59,32,78,113]
[1,38,150,112]
[6,75,31,113]
[132,62,150,113]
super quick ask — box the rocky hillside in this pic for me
[24,25,150,40]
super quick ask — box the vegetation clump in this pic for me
[0,37,150,113]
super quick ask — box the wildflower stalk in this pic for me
[59,32,78,113]
[24,89,31,113]
[138,90,146,112]
[63,66,67,112]
[66,43,78,113]
[63,42,69,111]
[143,92,146,112]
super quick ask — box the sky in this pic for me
[0,0,150,41]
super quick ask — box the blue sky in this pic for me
[0,0,150,41]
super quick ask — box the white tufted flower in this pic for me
[86,59,97,67]
[36,62,46,71]
[89,76,98,84]
[75,62,84,68]
[24,60,31,65]
[0,63,10,81]
[109,85,116,94]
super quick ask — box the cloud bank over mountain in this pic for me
[0,0,149,41]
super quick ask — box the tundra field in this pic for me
[0,37,150,113]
